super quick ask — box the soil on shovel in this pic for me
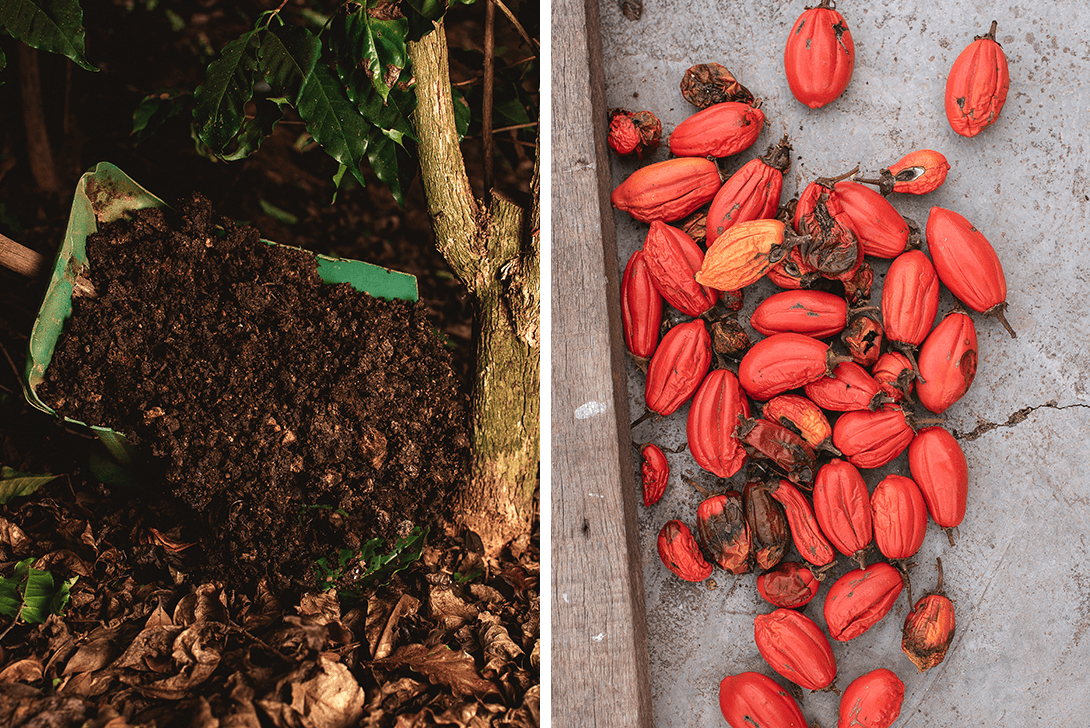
[38,193,470,595]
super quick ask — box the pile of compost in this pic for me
[38,194,469,593]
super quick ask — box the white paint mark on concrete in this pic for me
[592,632,605,642]
[575,401,608,419]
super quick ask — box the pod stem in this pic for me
[986,301,1017,338]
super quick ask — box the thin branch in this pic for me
[491,0,537,50]
[482,0,496,195]
[493,122,538,133]
[451,54,537,88]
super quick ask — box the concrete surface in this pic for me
[599,0,1090,725]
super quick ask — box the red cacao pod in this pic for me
[607,108,662,159]
[745,480,790,570]
[837,668,905,728]
[882,249,940,348]
[642,221,720,317]
[680,63,755,108]
[621,250,663,364]
[697,219,801,291]
[706,136,791,244]
[669,101,765,159]
[841,312,884,368]
[770,479,836,567]
[767,246,820,290]
[784,0,855,109]
[832,180,913,258]
[749,289,848,339]
[687,369,751,478]
[902,560,956,672]
[757,561,820,608]
[739,332,840,401]
[926,206,1014,336]
[945,21,1009,138]
[754,608,837,691]
[812,459,872,568]
[832,405,914,469]
[804,361,888,412]
[645,320,712,416]
[871,474,927,561]
[611,157,722,224]
[738,417,817,486]
[882,149,951,195]
[657,519,713,582]
[823,562,904,641]
[908,426,968,530]
[916,311,977,415]
[697,491,752,574]
[640,443,669,507]
[763,394,835,452]
[871,351,915,404]
[718,671,808,728]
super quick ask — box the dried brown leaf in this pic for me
[429,587,478,631]
[57,668,117,698]
[62,637,117,675]
[298,591,341,626]
[374,644,499,700]
[113,625,183,672]
[0,516,32,555]
[369,593,420,660]
[478,615,523,678]
[0,657,44,683]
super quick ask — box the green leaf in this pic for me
[0,558,77,624]
[132,89,192,145]
[402,0,447,22]
[218,96,284,161]
[328,8,408,102]
[0,0,97,71]
[314,526,428,598]
[258,199,298,225]
[193,29,261,153]
[258,23,320,106]
[494,95,531,126]
[367,133,415,206]
[337,62,415,143]
[451,85,470,140]
[0,466,59,504]
[296,62,371,188]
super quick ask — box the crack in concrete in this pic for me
[953,400,1090,441]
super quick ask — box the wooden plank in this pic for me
[550,0,653,725]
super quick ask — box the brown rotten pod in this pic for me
[680,62,755,108]
[902,557,956,672]
[737,417,817,487]
[696,491,752,575]
[744,479,790,571]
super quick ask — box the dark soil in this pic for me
[38,193,469,595]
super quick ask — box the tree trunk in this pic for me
[408,22,540,556]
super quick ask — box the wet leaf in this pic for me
[193,30,260,153]
[0,0,97,71]
[258,22,320,105]
[0,466,60,504]
[296,63,371,189]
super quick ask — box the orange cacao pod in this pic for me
[877,149,951,195]
[763,394,835,452]
[697,491,752,574]
[754,608,837,691]
[739,332,840,401]
[882,249,940,348]
[902,559,956,672]
[607,108,661,159]
[738,417,817,486]
[926,206,1014,337]
[657,519,713,582]
[749,289,848,339]
[945,21,1009,138]
[908,426,968,530]
[871,351,915,404]
[784,0,855,109]
[832,180,914,258]
[680,63,755,108]
[823,561,904,641]
[669,101,765,159]
[719,672,808,728]
[871,474,927,561]
[916,311,977,414]
[611,157,721,223]
[697,219,800,291]
[706,136,791,244]
[645,320,712,416]
[687,369,751,478]
[812,459,872,568]
[838,668,905,728]
[770,479,836,567]
[804,361,888,412]
[744,481,790,571]
[621,250,663,364]
[642,221,720,317]
[757,561,820,608]
[640,443,669,507]
[832,405,914,469]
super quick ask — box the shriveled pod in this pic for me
[706,135,792,244]
[795,180,864,281]
[823,562,904,641]
[712,317,753,358]
[926,206,1015,337]
[658,519,713,582]
[832,405,915,469]
[640,443,669,507]
[739,332,845,401]
[757,561,820,608]
[611,157,722,224]
[720,288,745,312]
[838,668,905,728]
[645,319,712,416]
[916,311,977,414]
[871,351,915,404]
[908,426,968,534]
[642,221,720,317]
[784,0,855,109]
[843,259,874,305]
[870,474,927,561]
[697,491,752,574]
[841,311,884,368]
[719,672,808,728]
[804,361,889,412]
[882,250,940,357]
[737,417,818,486]
[621,250,663,366]
[680,62,755,108]
[763,393,836,453]
[945,21,1009,138]
[832,180,916,258]
[812,459,872,569]
[669,101,766,159]
[859,149,951,196]
[744,480,790,570]
[697,219,805,292]
[770,479,836,567]
[754,608,837,691]
[679,209,709,247]
[767,245,820,290]
[750,289,848,339]
[607,108,662,160]
[687,369,751,478]
[902,558,956,672]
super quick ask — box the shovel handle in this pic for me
[0,232,45,278]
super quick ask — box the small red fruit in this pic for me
[837,668,905,728]
[823,562,904,641]
[757,561,820,608]
[657,519,713,582]
[719,672,808,728]
[754,608,837,690]
[640,443,669,507]
[784,0,855,109]
[945,21,1010,138]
